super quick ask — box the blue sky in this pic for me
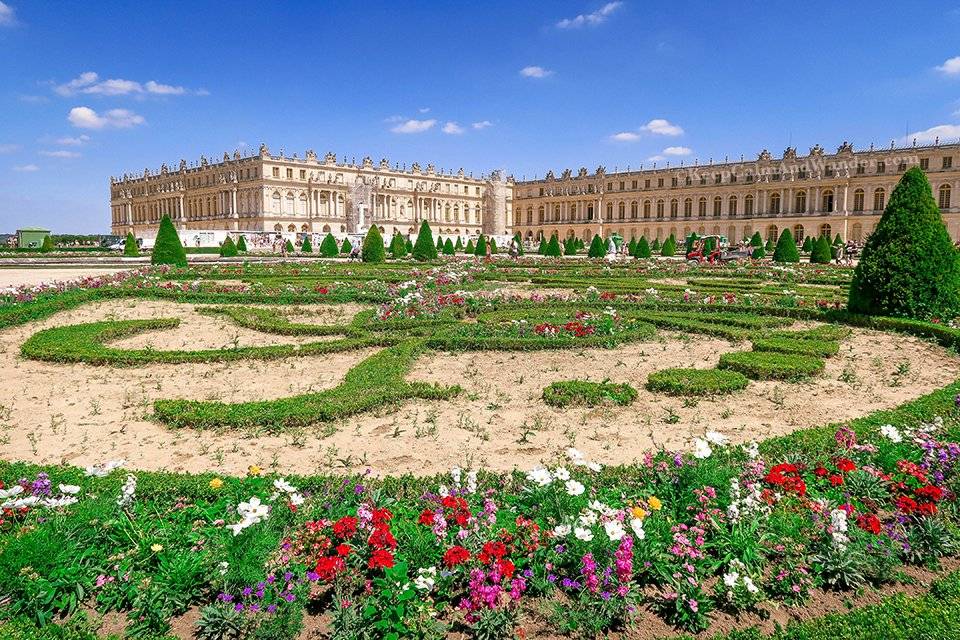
[1,0,959,233]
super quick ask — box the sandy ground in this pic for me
[0,267,129,288]
[0,299,957,478]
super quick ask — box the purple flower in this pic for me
[234,603,244,612]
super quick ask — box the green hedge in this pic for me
[646,367,749,396]
[542,380,637,407]
[718,350,825,380]
[750,337,840,357]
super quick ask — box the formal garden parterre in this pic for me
[4,168,960,639]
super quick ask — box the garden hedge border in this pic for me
[646,367,750,396]
[718,350,825,380]
[542,380,638,407]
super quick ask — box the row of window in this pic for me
[267,166,483,196]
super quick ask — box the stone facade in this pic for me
[110,145,512,239]
[512,142,960,244]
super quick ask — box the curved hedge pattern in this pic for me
[542,380,638,407]
[718,350,825,380]
[646,367,750,396]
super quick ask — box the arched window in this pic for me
[618,202,625,219]
[819,223,832,238]
[670,199,679,218]
[873,188,885,211]
[822,190,834,212]
[273,223,282,232]
[322,224,331,232]
[795,190,807,213]
[606,203,613,220]
[770,193,781,215]
[554,205,561,221]
[853,188,865,212]
[767,225,778,243]
[793,224,804,242]
[745,194,754,215]
[656,200,664,219]
[939,184,952,209]
[683,198,692,218]
[728,196,738,217]
[698,197,707,217]
[630,201,638,219]
[852,223,863,241]
[285,191,295,214]
[301,224,309,232]
[713,196,722,217]
[643,200,651,219]
[287,224,296,232]
[271,191,281,213]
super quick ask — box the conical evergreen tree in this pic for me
[320,233,339,257]
[236,235,247,252]
[40,235,54,252]
[151,215,187,267]
[220,235,238,257]
[455,237,463,253]
[652,238,661,251]
[300,235,313,253]
[849,167,960,319]
[544,234,562,257]
[801,236,813,253]
[443,238,455,255]
[750,231,763,247]
[339,237,352,254]
[361,225,386,262]
[436,236,444,252]
[764,238,775,253]
[475,234,488,257]
[405,238,413,254]
[465,238,475,254]
[661,234,677,257]
[285,239,295,253]
[489,238,498,254]
[513,233,524,256]
[628,237,637,256]
[752,245,766,259]
[587,234,605,258]
[834,233,843,246]
[537,237,546,254]
[123,232,139,257]
[809,236,832,264]
[772,228,800,263]
[636,236,652,258]
[412,221,437,261]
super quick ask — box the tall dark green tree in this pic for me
[412,221,438,261]
[834,233,843,246]
[652,237,661,251]
[635,236,652,258]
[123,232,139,257]
[320,233,339,257]
[587,234,605,258]
[339,237,352,255]
[809,236,832,264]
[848,167,960,319]
[661,234,677,257]
[454,237,463,253]
[537,237,546,255]
[801,235,813,253]
[465,238,475,254]
[219,235,238,257]
[40,235,54,252]
[750,231,763,247]
[474,234,488,257]
[627,237,637,256]
[443,238,455,255]
[436,236,445,252]
[236,235,247,252]
[151,215,187,267]
[361,226,386,262]
[300,235,313,253]
[285,239,295,254]
[772,228,800,263]
[544,234,562,257]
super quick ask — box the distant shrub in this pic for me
[635,236,652,258]
[646,368,749,396]
[340,237,352,255]
[123,232,139,257]
[443,238,455,255]
[810,236,832,264]
[465,239,475,254]
[300,235,313,253]
[544,235,562,257]
[773,228,800,263]
[219,236,238,257]
[588,234,605,258]
[151,215,187,267]
[320,233,339,257]
[361,226,386,263]
[412,220,437,261]
[661,234,677,257]
[718,350,825,380]
[542,380,637,407]
[39,235,54,252]
[751,337,840,357]
[285,239,295,253]
[475,235,488,257]
[236,235,247,252]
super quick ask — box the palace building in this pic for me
[109,144,512,240]
[111,140,960,245]
[511,141,960,245]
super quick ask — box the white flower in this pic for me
[744,576,759,594]
[693,438,713,459]
[880,424,903,444]
[3,495,39,509]
[218,561,230,576]
[273,478,297,493]
[466,470,478,494]
[604,520,626,541]
[526,466,553,487]
[85,459,126,478]
[723,571,739,588]
[553,523,572,537]
[289,493,304,506]
[629,518,645,540]
[574,526,594,542]
[0,485,24,499]
[742,442,759,459]
[587,461,602,472]
[705,431,729,446]
[553,466,571,481]
[40,496,78,508]
[565,480,585,496]
[414,566,437,591]
[566,447,585,463]
[578,509,598,526]
[117,474,137,508]
[58,484,81,495]
[238,496,269,520]
[450,467,462,487]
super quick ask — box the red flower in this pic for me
[368,549,394,570]
[918,502,938,516]
[418,509,435,526]
[335,544,352,557]
[829,474,844,487]
[332,516,357,539]
[857,513,882,535]
[835,458,856,473]
[372,508,393,525]
[896,496,918,514]
[315,555,345,581]
[497,558,516,579]
[443,545,471,567]
[478,540,508,564]
[915,486,944,502]
[814,466,829,478]
[368,523,397,550]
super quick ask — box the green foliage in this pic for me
[810,235,832,264]
[802,235,813,253]
[219,236,238,258]
[661,234,677,257]
[752,245,766,259]
[588,234,605,258]
[123,232,138,257]
[475,234,488,257]
[685,232,699,254]
[151,215,187,267]
[646,368,749,396]
[849,167,960,320]
[442,238,454,255]
[537,238,546,255]
[361,226,386,263]
[773,228,800,263]
[389,233,406,259]
[834,233,844,246]
[652,237,661,251]
[628,237,637,256]
[544,234,562,257]
[465,238,475,254]
[285,239,295,253]
[489,238,498,254]
[236,235,247,252]
[455,236,464,253]
[751,336,840,357]
[750,231,763,247]
[405,238,413,254]
[542,380,637,407]
[340,237,352,255]
[300,235,312,253]
[512,233,524,255]
[320,233,339,257]
[39,235,54,252]
[718,350,825,379]
[412,221,438,261]
[635,236,652,258]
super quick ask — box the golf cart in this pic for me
[686,235,751,265]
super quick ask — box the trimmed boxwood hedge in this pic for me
[646,367,749,396]
[750,336,840,357]
[542,380,637,407]
[718,350,825,380]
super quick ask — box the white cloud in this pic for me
[54,72,196,97]
[13,164,39,172]
[520,66,553,78]
[390,118,436,134]
[68,106,145,130]
[647,155,665,162]
[610,131,640,142]
[40,150,80,158]
[384,115,405,123]
[663,146,692,156]
[18,94,48,104]
[144,80,186,95]
[0,143,20,154]
[418,107,431,113]
[904,123,960,145]
[55,72,100,96]
[472,120,493,130]
[936,56,960,75]
[442,121,465,135]
[556,1,623,28]
[640,118,684,136]
[0,1,16,27]
[56,134,89,146]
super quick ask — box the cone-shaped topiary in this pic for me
[834,233,843,246]
[412,220,438,261]
[465,238,475,254]
[236,235,247,252]
[390,233,407,259]
[443,238,454,255]
[300,235,313,253]
[339,237,352,255]
[773,228,800,263]
[750,231,763,247]
[537,238,546,254]
[628,237,637,256]
[652,237,661,251]
[320,233,339,257]
[588,234,605,258]
[661,234,677,257]
[489,238,498,254]
[801,236,813,253]
[752,245,765,259]
[475,234,488,257]
[151,215,187,267]
[455,237,463,253]
[284,239,294,253]
[220,235,238,257]
[764,238,775,252]
[848,167,960,319]
[39,235,53,252]
[636,236,652,258]
[809,235,832,263]
[436,236,444,252]
[405,238,413,254]
[361,225,386,263]
[565,237,577,256]
[544,234,562,257]
[123,232,139,257]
